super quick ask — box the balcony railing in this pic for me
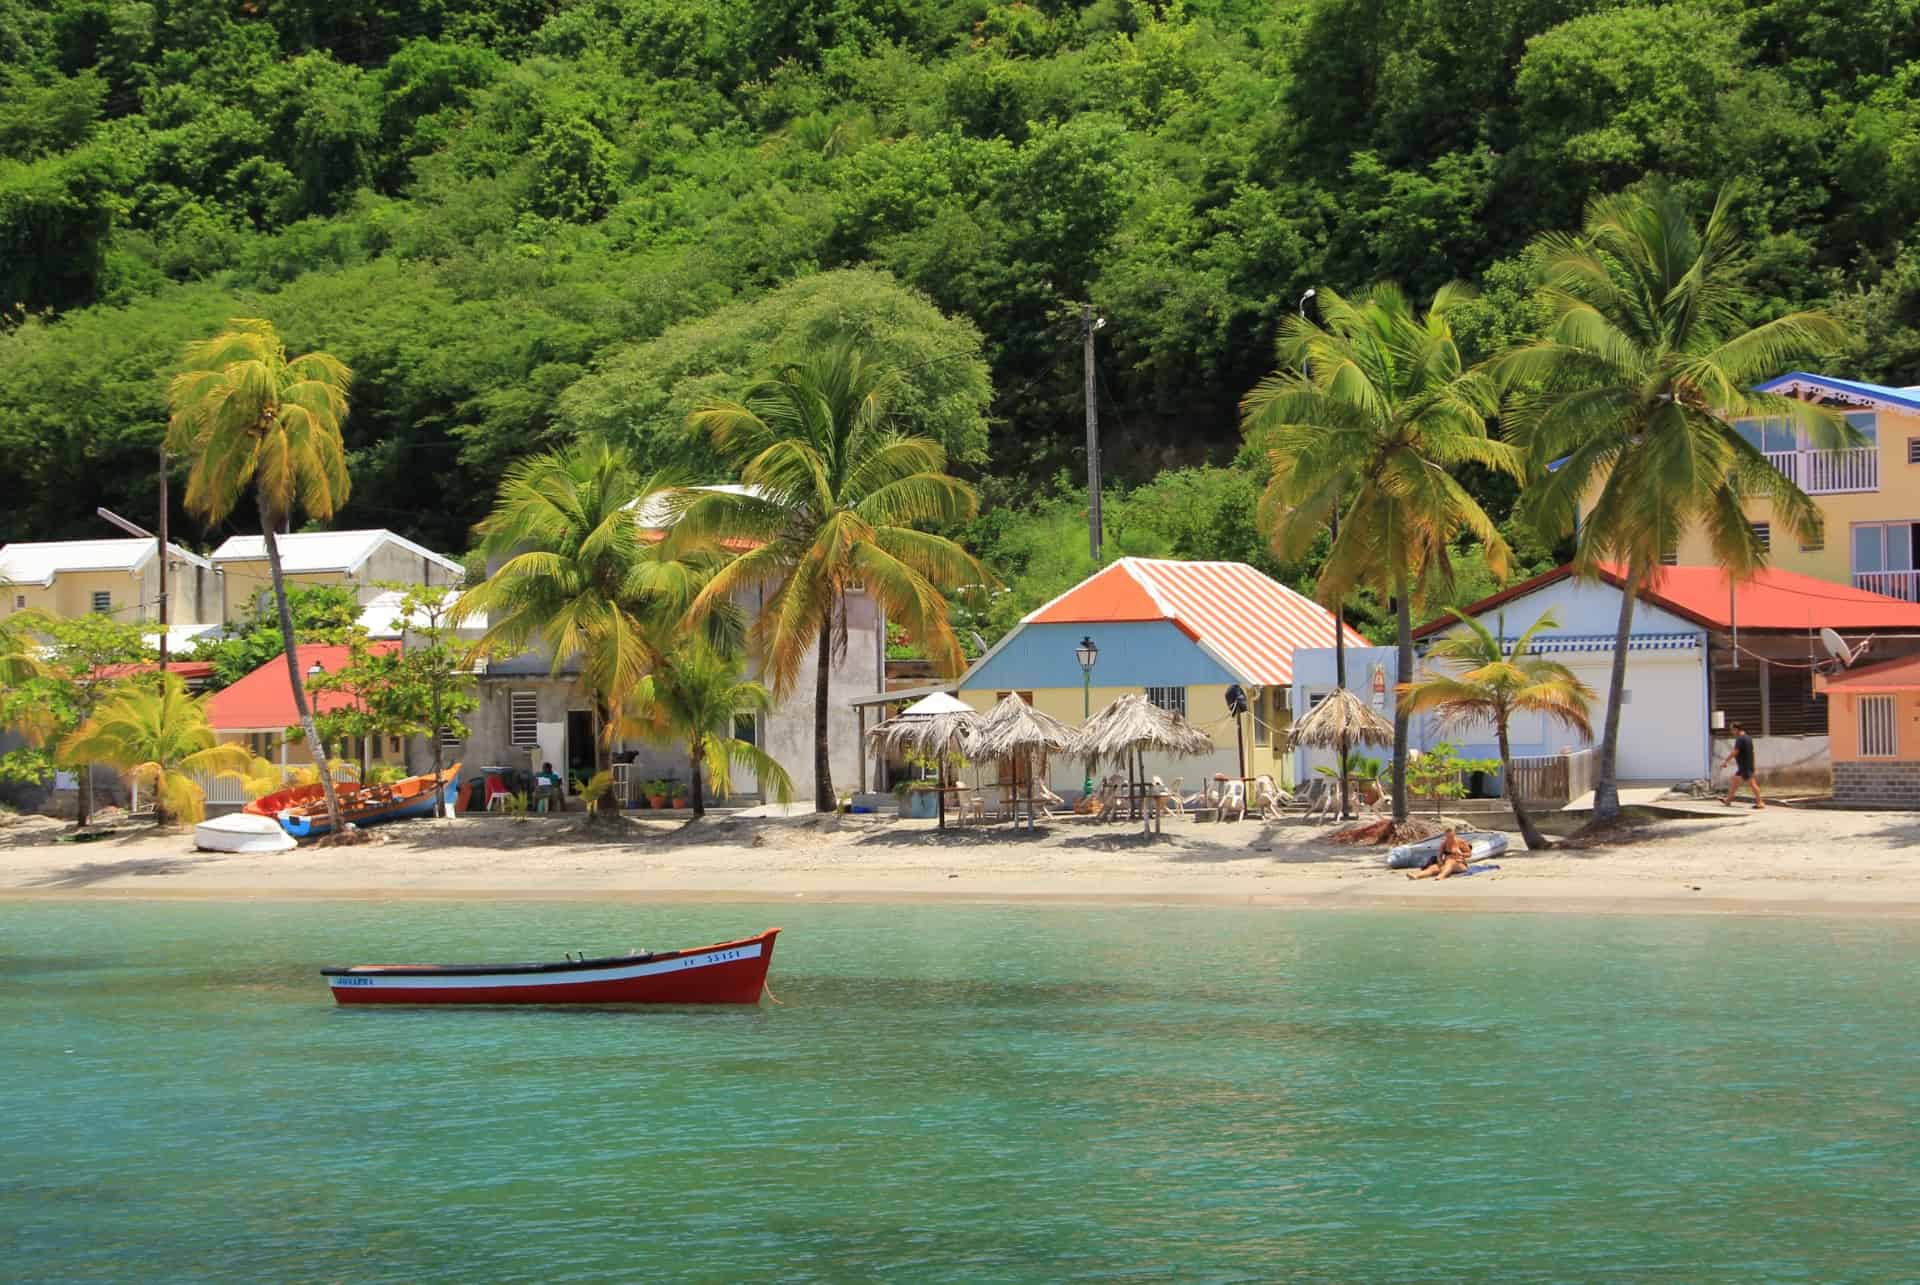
[1855,570,1920,603]
[1763,447,1878,494]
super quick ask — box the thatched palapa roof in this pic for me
[1288,687,1393,750]
[1067,693,1214,765]
[864,691,981,759]
[967,693,1076,761]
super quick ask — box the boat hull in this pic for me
[322,929,780,1006]
[194,813,297,854]
[282,777,457,838]
[1386,830,1510,869]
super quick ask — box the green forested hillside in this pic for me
[3,0,1918,612]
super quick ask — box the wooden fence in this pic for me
[1505,747,1597,806]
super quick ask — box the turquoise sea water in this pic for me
[3,902,1918,1282]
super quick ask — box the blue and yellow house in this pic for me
[956,558,1368,796]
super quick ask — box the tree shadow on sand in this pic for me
[25,855,214,888]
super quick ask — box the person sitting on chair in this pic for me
[535,761,562,812]
[1406,827,1473,881]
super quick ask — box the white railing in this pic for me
[1763,447,1878,494]
[132,770,276,815]
[1855,570,1920,603]
[1505,747,1597,805]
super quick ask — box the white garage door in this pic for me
[1565,656,1708,782]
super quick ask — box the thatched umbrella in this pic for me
[966,694,1076,829]
[864,692,981,827]
[1067,693,1215,834]
[1288,687,1393,820]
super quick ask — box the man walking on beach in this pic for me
[1720,722,1764,809]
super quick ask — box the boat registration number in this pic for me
[686,949,747,967]
[333,976,374,986]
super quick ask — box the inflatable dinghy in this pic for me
[1386,830,1510,870]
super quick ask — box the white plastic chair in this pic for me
[1219,779,1247,821]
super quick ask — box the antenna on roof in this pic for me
[1819,627,1869,669]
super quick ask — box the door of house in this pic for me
[565,709,594,791]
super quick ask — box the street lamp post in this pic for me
[1076,635,1099,798]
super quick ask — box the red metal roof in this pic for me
[1416,562,1920,638]
[1026,558,1368,686]
[203,642,398,731]
[1818,653,1920,692]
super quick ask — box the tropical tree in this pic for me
[0,607,45,685]
[166,318,354,835]
[61,673,258,826]
[1242,283,1523,824]
[457,439,713,809]
[611,645,793,818]
[1397,609,1596,851]
[0,612,151,826]
[677,341,987,811]
[1496,186,1851,822]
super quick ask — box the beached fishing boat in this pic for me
[247,764,460,839]
[193,812,297,854]
[1386,830,1510,869]
[321,928,781,1006]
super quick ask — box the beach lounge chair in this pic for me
[1301,778,1336,823]
[1253,775,1289,820]
[1034,781,1065,819]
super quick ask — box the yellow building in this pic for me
[0,538,214,625]
[1667,372,1920,601]
[947,558,1368,799]
[210,529,464,625]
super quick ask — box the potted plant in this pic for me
[1316,751,1387,803]
[645,778,670,809]
[670,782,689,809]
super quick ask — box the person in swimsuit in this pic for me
[1720,722,1765,809]
[1406,827,1474,880]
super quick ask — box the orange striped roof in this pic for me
[1027,558,1368,685]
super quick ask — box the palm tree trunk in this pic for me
[261,496,343,835]
[1392,563,1411,825]
[1592,557,1646,823]
[1499,716,1552,851]
[689,742,705,818]
[592,698,615,816]
[813,618,834,812]
[77,763,92,829]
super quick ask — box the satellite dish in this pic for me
[1819,628,1868,668]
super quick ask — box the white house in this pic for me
[210,529,464,624]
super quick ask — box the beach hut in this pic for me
[1068,693,1214,834]
[966,693,1076,829]
[1288,688,1394,820]
[863,692,982,827]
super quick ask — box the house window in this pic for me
[388,737,402,755]
[1801,525,1825,553]
[1735,417,1798,454]
[440,726,464,749]
[1659,547,1679,567]
[1253,689,1272,746]
[11,594,22,610]
[995,690,1035,705]
[1908,437,1920,465]
[733,714,757,746]
[509,691,539,747]
[1750,522,1770,552]
[91,590,111,613]
[1844,411,1878,447]
[1858,695,1897,758]
[1146,686,1187,717]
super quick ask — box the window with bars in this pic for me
[1750,522,1770,552]
[1909,436,1920,465]
[91,590,111,613]
[1858,695,1897,757]
[1801,526,1824,552]
[509,691,539,747]
[439,724,464,748]
[1145,686,1187,717]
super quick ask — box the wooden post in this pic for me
[1759,656,1771,737]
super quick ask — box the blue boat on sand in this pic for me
[249,764,461,840]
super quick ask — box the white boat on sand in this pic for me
[1385,830,1509,869]
[194,812,297,854]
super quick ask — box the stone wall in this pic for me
[1831,759,1920,807]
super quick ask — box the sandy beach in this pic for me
[3,802,1917,918]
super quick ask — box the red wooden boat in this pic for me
[320,928,780,1006]
[247,764,461,838]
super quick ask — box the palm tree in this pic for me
[61,674,258,826]
[610,645,794,817]
[677,341,986,811]
[167,318,353,834]
[1241,283,1523,824]
[0,607,46,685]
[1496,186,1851,823]
[1397,610,1596,851]
[458,439,715,809]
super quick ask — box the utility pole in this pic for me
[1302,286,1350,819]
[157,447,170,674]
[1082,303,1104,562]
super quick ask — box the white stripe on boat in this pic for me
[327,942,764,989]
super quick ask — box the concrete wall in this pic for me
[1826,687,1920,763]
[1708,733,1832,789]
[220,543,458,623]
[757,588,884,804]
[6,568,145,621]
[1833,759,1920,806]
[454,675,592,785]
